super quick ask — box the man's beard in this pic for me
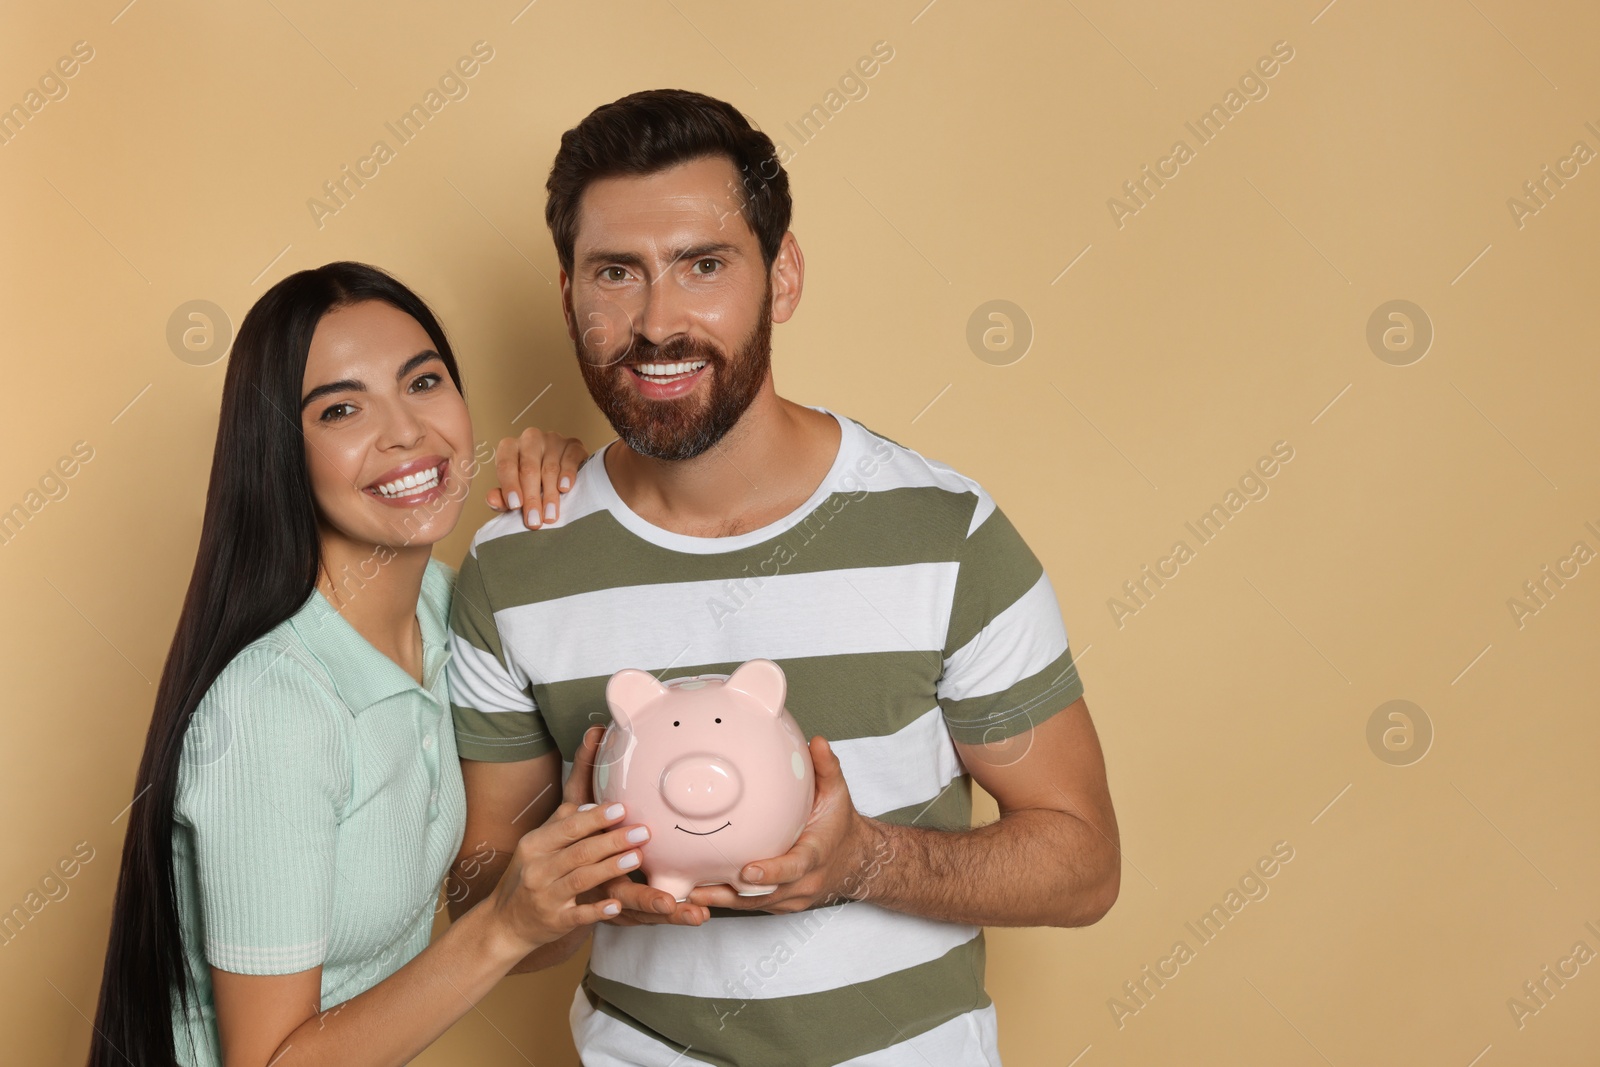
[576,294,773,462]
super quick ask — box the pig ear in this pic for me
[606,669,668,730]
[724,659,786,717]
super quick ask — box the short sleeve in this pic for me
[447,545,554,761]
[937,497,1084,745]
[174,644,349,975]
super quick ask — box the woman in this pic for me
[89,262,649,1067]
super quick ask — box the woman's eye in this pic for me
[409,373,442,393]
[319,402,356,422]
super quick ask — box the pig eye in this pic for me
[715,718,721,723]
[673,720,679,726]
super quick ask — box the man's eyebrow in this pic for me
[300,350,442,411]
[579,242,744,272]
[666,242,743,264]
[579,248,642,271]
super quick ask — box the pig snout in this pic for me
[659,755,744,819]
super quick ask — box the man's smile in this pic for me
[631,359,706,384]
[626,360,709,400]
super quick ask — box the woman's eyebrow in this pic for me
[300,350,442,411]
[301,377,362,411]
[395,350,442,379]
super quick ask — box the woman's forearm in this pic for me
[449,848,589,974]
[509,923,591,974]
[251,901,527,1067]
[248,797,635,1065]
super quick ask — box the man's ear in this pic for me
[559,269,578,340]
[769,231,804,325]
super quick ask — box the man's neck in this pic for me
[604,390,841,538]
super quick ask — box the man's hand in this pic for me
[568,724,712,929]
[686,736,880,914]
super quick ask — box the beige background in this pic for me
[3,0,1597,1064]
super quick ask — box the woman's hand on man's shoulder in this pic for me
[486,426,587,530]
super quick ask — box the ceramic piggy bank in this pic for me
[592,659,815,902]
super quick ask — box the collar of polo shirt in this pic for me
[290,558,454,713]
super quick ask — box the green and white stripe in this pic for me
[448,408,1082,1065]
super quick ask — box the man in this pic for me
[447,88,1119,1066]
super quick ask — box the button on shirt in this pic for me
[170,559,467,1066]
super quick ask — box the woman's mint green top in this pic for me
[170,559,467,1065]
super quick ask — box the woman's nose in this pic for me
[375,399,427,449]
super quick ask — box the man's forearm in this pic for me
[847,808,1119,928]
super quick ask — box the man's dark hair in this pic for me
[545,89,792,275]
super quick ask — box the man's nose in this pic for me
[633,275,693,347]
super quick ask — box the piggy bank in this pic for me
[592,659,815,902]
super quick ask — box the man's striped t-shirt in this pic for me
[447,407,1084,1067]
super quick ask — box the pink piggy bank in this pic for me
[592,659,815,902]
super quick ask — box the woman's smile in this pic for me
[365,455,450,506]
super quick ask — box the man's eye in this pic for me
[409,373,442,393]
[602,267,628,282]
[692,258,720,274]
[320,402,356,422]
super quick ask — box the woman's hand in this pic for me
[564,725,712,930]
[487,800,649,958]
[488,426,588,528]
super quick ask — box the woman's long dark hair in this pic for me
[88,262,464,1067]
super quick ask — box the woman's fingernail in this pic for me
[627,826,649,843]
[559,476,571,491]
[544,502,557,522]
[605,803,625,819]
[747,867,763,882]
[579,803,597,812]
[618,852,640,870]
[526,507,540,526]
[603,902,620,915]
[506,491,521,510]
